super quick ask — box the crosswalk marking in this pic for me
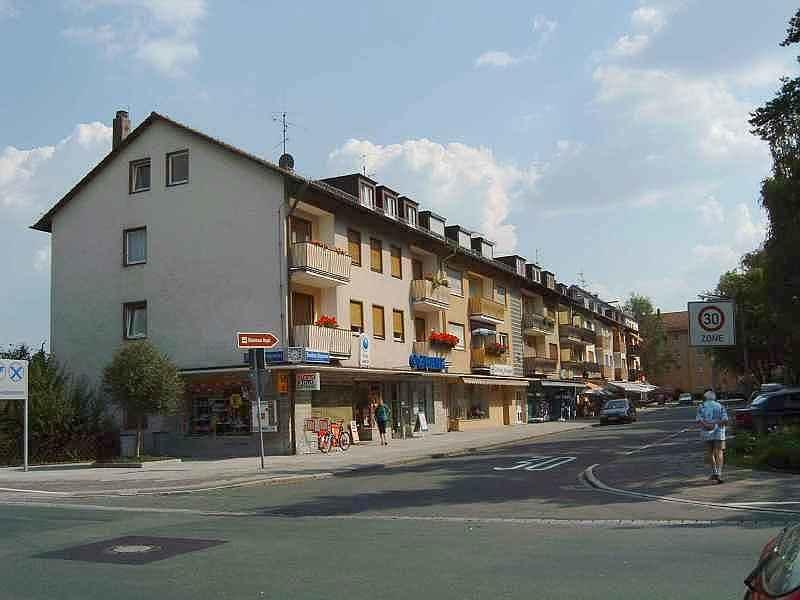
[493,456,577,472]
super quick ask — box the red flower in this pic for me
[485,342,508,355]
[315,315,338,328]
[429,331,459,347]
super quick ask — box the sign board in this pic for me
[237,332,279,349]
[251,400,278,433]
[688,300,736,347]
[0,359,28,400]
[286,346,305,363]
[295,372,321,391]
[409,353,446,372]
[276,372,290,394]
[415,412,429,432]
[304,350,330,365]
[490,364,514,377]
[358,333,370,368]
[349,420,360,444]
[264,348,285,364]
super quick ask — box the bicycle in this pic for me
[317,420,351,453]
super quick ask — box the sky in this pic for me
[1,0,796,351]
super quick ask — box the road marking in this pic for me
[623,428,691,456]
[493,456,577,472]
[0,487,69,496]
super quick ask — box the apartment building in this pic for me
[33,111,643,458]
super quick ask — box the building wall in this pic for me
[51,120,286,387]
[509,287,524,377]
[444,271,471,374]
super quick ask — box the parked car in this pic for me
[736,387,800,434]
[749,383,785,403]
[744,522,800,599]
[600,399,637,424]
[678,392,694,406]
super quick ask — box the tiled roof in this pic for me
[661,311,689,331]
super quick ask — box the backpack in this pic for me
[375,404,389,421]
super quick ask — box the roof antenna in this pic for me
[534,248,542,264]
[273,110,305,171]
[360,153,376,178]
[578,271,587,288]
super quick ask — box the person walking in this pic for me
[374,399,391,446]
[696,389,729,483]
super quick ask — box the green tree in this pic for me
[102,341,182,457]
[624,294,676,382]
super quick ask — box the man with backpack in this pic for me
[374,399,391,446]
[696,389,729,483]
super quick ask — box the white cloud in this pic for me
[610,34,651,58]
[692,243,739,267]
[631,6,667,33]
[329,139,541,252]
[554,139,585,158]
[696,197,725,225]
[731,203,766,249]
[33,246,51,273]
[608,3,674,58]
[0,0,18,19]
[62,0,207,77]
[690,202,765,270]
[475,14,556,69]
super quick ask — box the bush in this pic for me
[730,426,800,471]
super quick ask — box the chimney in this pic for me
[112,110,130,150]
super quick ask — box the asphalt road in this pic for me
[0,406,790,599]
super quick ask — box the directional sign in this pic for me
[0,358,28,400]
[688,301,735,347]
[237,332,279,349]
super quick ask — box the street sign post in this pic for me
[688,300,736,347]
[0,359,29,471]
[237,332,279,470]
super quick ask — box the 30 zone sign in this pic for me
[688,301,735,347]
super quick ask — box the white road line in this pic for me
[525,457,576,471]
[623,428,691,456]
[0,487,69,496]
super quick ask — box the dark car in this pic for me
[736,388,800,434]
[600,398,637,425]
[744,522,800,599]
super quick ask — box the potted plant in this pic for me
[485,342,508,356]
[314,315,338,329]
[429,331,459,349]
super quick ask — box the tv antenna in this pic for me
[578,271,587,288]
[360,153,377,178]
[534,248,542,264]
[271,111,307,157]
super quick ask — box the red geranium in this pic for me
[485,342,508,356]
[429,332,459,347]
[315,315,338,328]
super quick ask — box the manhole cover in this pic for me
[37,536,226,565]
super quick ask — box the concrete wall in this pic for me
[51,119,286,387]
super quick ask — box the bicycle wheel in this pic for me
[319,433,331,453]
[339,431,351,451]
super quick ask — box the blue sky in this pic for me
[1,0,796,351]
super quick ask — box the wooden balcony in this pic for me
[522,312,555,336]
[290,242,351,287]
[468,297,506,324]
[523,355,558,376]
[293,324,352,359]
[470,346,507,369]
[410,279,449,312]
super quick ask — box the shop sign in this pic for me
[286,346,305,363]
[237,332,279,349]
[264,348,286,363]
[251,400,278,433]
[304,350,330,365]
[295,372,321,391]
[408,353,446,372]
[276,372,290,394]
[349,420,360,444]
[358,334,370,368]
[490,364,514,377]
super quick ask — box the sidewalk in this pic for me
[0,420,592,498]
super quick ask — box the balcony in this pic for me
[522,312,555,336]
[581,361,602,376]
[561,359,581,371]
[523,355,558,376]
[292,324,352,359]
[627,343,641,357]
[410,279,449,312]
[559,323,587,346]
[580,328,597,344]
[412,341,453,357]
[614,368,624,380]
[470,346,508,370]
[468,297,506,325]
[290,242,351,287]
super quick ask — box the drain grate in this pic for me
[36,536,226,565]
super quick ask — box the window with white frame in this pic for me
[498,332,509,349]
[448,322,465,350]
[406,204,418,227]
[124,301,147,339]
[447,268,463,296]
[124,227,147,265]
[385,195,397,218]
[166,150,189,186]
[130,159,151,193]
[495,285,507,305]
[360,182,374,208]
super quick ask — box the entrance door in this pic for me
[414,317,427,343]
[292,292,314,326]
[290,217,312,244]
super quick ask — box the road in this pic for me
[0,406,790,599]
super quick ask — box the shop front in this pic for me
[448,376,529,431]
[528,380,586,422]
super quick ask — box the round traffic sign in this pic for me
[698,306,725,332]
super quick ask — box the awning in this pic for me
[540,380,587,389]
[607,381,657,393]
[462,376,530,388]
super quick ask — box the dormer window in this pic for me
[406,204,417,227]
[458,231,471,249]
[515,258,525,276]
[385,195,398,218]
[359,182,375,208]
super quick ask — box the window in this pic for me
[414,317,426,343]
[166,150,189,186]
[372,305,385,339]
[412,259,423,280]
[447,268,463,296]
[347,230,361,266]
[549,343,559,360]
[370,238,383,273]
[385,196,398,218]
[292,292,314,326]
[495,285,507,305]
[392,309,405,342]
[498,333,509,349]
[129,159,151,193]
[448,322,465,350]
[124,301,147,339]
[350,300,364,333]
[360,182,374,208]
[124,227,147,265]
[390,245,402,279]
[406,205,418,227]
[290,217,312,243]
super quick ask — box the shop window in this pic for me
[370,238,383,273]
[451,385,489,420]
[189,394,255,436]
[372,305,385,339]
[392,309,405,342]
[347,230,362,266]
[166,150,189,186]
[448,322,465,350]
[350,300,364,333]
[390,245,402,279]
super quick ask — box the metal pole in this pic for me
[254,349,266,470]
[23,394,28,472]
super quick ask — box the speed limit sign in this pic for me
[688,301,735,347]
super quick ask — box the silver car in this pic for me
[600,398,637,424]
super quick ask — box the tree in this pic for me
[624,294,676,382]
[102,341,182,457]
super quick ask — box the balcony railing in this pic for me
[522,312,555,335]
[470,346,507,369]
[580,328,597,344]
[293,324,352,359]
[523,355,558,375]
[595,336,607,350]
[410,279,449,312]
[468,297,506,323]
[290,242,351,286]
[413,341,453,357]
[581,361,601,375]
[627,344,641,356]
[559,323,586,345]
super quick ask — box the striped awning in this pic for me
[462,377,529,388]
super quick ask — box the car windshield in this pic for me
[752,395,769,406]
[679,394,692,399]
[604,400,627,409]
[761,524,800,597]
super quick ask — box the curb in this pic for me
[1,422,595,498]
